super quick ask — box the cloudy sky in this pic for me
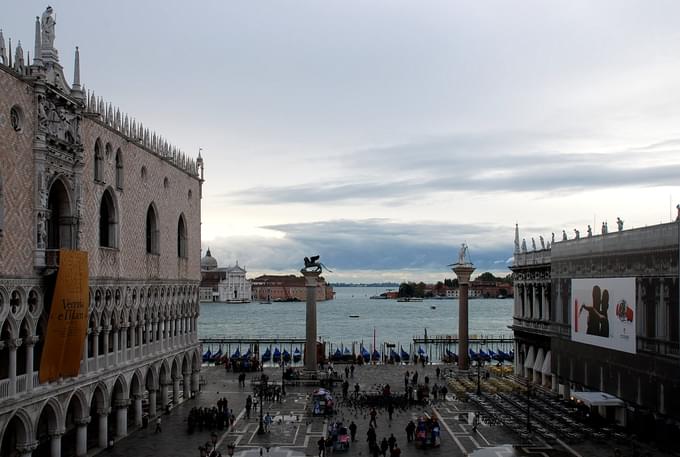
[6,1,680,282]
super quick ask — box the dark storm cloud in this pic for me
[208,218,516,274]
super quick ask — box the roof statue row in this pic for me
[0,6,201,178]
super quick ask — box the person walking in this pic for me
[380,437,389,457]
[387,403,394,422]
[350,364,355,377]
[154,416,162,433]
[405,420,415,442]
[436,367,441,379]
[369,408,378,428]
[345,366,350,379]
[245,395,252,419]
[349,421,357,442]
[317,437,326,457]
[388,433,396,450]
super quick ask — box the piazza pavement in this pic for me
[103,363,676,457]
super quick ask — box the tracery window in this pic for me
[99,189,117,248]
[146,204,159,254]
[177,214,188,258]
[115,149,124,189]
[94,139,103,182]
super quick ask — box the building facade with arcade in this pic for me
[0,8,204,457]
[511,223,680,446]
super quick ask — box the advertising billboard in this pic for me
[571,278,636,354]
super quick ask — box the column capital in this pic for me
[132,393,144,401]
[9,338,23,349]
[101,326,111,333]
[24,335,39,346]
[16,442,38,453]
[114,398,131,408]
[75,416,91,426]
[48,429,65,438]
[96,407,111,416]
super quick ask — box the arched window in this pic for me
[177,214,188,258]
[47,179,72,249]
[115,149,124,189]
[99,189,117,248]
[146,204,159,254]
[94,139,103,182]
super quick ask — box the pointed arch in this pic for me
[47,177,74,249]
[94,138,103,182]
[145,203,159,254]
[99,187,118,248]
[115,148,124,189]
[0,409,33,455]
[177,213,188,258]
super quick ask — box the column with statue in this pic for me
[301,255,328,373]
[450,244,475,370]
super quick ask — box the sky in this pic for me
[5,1,680,283]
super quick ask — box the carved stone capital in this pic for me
[96,407,111,416]
[48,429,65,438]
[9,338,23,350]
[24,336,39,346]
[75,416,91,426]
[16,442,38,454]
[113,398,131,408]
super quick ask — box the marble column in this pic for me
[8,338,21,396]
[148,389,157,418]
[160,384,168,411]
[191,371,200,394]
[137,325,143,359]
[112,328,119,365]
[75,417,90,456]
[97,409,109,449]
[133,394,143,427]
[102,327,110,369]
[25,337,35,392]
[49,431,63,457]
[183,372,191,400]
[173,377,180,404]
[92,331,99,370]
[453,265,475,370]
[120,326,127,363]
[302,269,321,372]
[115,400,129,437]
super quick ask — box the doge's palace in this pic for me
[0,7,204,457]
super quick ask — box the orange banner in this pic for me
[39,250,89,383]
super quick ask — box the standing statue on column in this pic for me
[41,6,56,49]
[457,243,469,264]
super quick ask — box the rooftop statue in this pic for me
[521,239,527,253]
[539,235,545,250]
[562,230,567,241]
[602,221,607,235]
[574,228,580,239]
[41,6,56,49]
[551,232,555,244]
[587,225,592,238]
[531,237,536,251]
[616,217,624,232]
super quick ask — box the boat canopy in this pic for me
[571,391,624,407]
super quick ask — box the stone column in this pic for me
[8,338,21,396]
[302,269,322,372]
[102,327,110,369]
[82,332,89,375]
[97,408,109,449]
[25,337,35,392]
[113,328,119,365]
[160,383,168,411]
[453,265,475,370]
[115,400,129,437]
[183,372,191,400]
[133,394,143,427]
[137,325,143,359]
[92,330,99,370]
[533,284,540,318]
[49,431,63,457]
[148,389,157,418]
[120,326,127,363]
[75,417,90,456]
[173,377,181,404]
[191,371,200,395]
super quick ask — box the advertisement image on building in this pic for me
[571,278,636,354]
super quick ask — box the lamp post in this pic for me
[256,373,268,435]
[280,360,286,395]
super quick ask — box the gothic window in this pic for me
[10,106,23,132]
[47,179,73,249]
[94,139,103,182]
[99,189,118,248]
[146,204,159,254]
[105,143,112,161]
[115,149,124,189]
[177,214,187,258]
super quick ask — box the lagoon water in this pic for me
[199,287,513,350]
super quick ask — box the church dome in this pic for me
[201,248,218,270]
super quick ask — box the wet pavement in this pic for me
[103,363,676,457]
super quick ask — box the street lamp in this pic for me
[281,359,286,395]
[256,373,268,435]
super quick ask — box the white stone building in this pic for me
[0,8,203,457]
[199,251,251,303]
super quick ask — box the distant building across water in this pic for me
[199,249,252,302]
[251,275,334,302]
